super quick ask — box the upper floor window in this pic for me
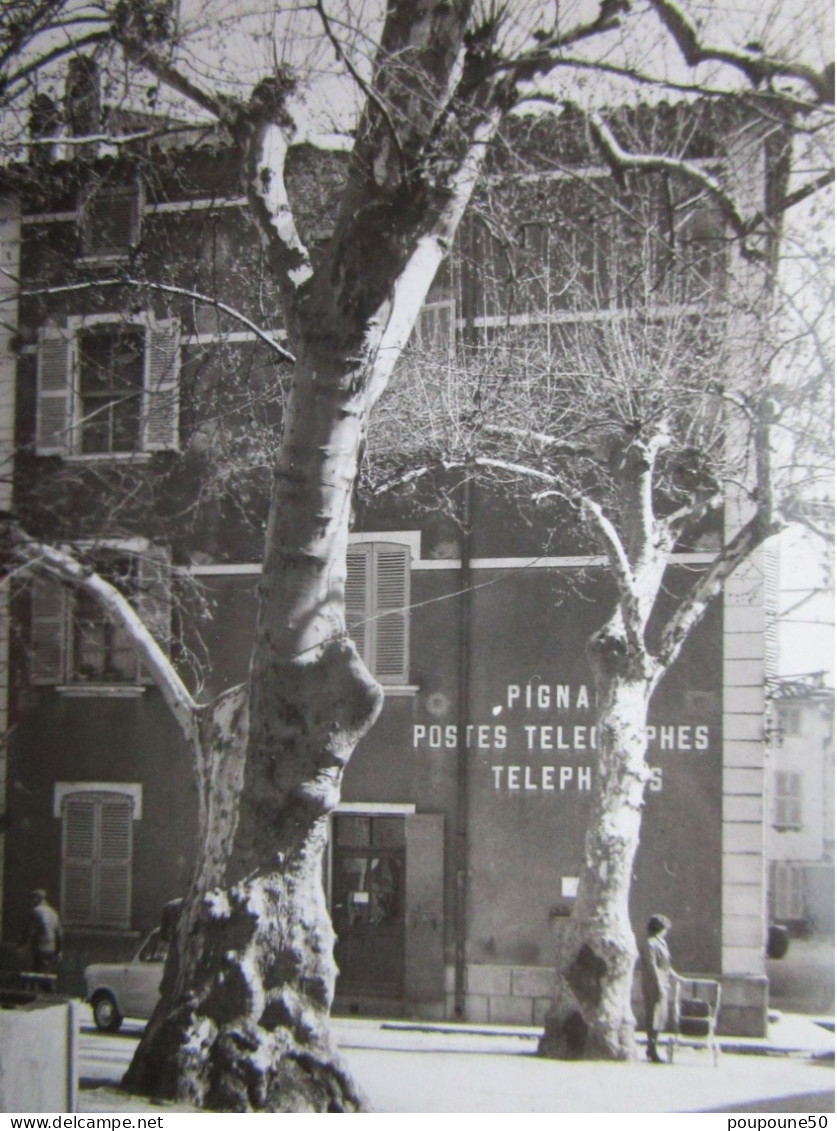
[29,545,171,687]
[773,770,803,831]
[78,183,141,261]
[779,705,802,737]
[36,315,180,457]
[346,542,410,685]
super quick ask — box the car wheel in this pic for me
[92,991,123,1032]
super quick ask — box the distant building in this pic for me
[766,674,835,936]
[0,67,782,1035]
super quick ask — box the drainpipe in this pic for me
[453,475,473,1018]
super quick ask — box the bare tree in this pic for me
[0,0,833,1107]
[366,121,834,1057]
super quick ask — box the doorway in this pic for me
[331,813,406,999]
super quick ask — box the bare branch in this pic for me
[581,105,751,240]
[4,273,296,364]
[6,527,200,740]
[648,0,835,105]
[655,509,782,677]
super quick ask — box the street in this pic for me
[78,1013,835,1114]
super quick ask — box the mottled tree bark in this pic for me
[539,662,652,1060]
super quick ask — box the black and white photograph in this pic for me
[0,0,832,1117]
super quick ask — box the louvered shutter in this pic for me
[81,186,139,259]
[61,796,96,926]
[774,772,788,828]
[143,320,180,451]
[345,547,370,665]
[36,328,73,454]
[135,546,171,681]
[97,797,132,928]
[373,545,409,684]
[30,577,67,684]
[786,773,802,828]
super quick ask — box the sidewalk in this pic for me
[79,1012,835,1114]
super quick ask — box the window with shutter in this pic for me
[346,542,410,685]
[36,328,73,454]
[35,316,179,458]
[61,792,133,928]
[772,861,804,921]
[143,321,180,452]
[79,184,140,260]
[773,771,803,830]
[29,546,171,686]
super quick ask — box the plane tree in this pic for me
[366,122,834,1057]
[0,0,833,1106]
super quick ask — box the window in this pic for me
[346,542,410,684]
[36,316,180,457]
[412,295,456,357]
[772,862,804,921]
[779,706,802,737]
[60,790,134,928]
[30,545,171,686]
[79,183,141,261]
[773,771,803,831]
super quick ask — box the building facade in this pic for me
[766,675,835,936]
[0,92,775,1035]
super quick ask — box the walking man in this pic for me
[24,888,62,979]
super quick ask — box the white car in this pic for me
[84,928,168,1032]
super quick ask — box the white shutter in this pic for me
[36,328,73,454]
[97,798,132,928]
[62,796,96,925]
[373,544,409,684]
[30,577,68,684]
[345,547,370,664]
[143,320,180,451]
[135,546,171,681]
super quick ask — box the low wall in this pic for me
[0,998,77,1112]
[439,964,767,1037]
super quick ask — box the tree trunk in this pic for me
[539,632,653,1060]
[123,348,383,1110]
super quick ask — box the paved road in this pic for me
[78,1016,835,1114]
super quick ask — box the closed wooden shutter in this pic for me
[143,320,180,451]
[36,328,73,454]
[346,543,410,684]
[773,862,804,921]
[61,796,97,925]
[80,185,139,259]
[97,797,133,928]
[61,793,132,928]
[30,577,67,684]
[345,547,370,664]
[373,545,409,684]
[774,771,802,830]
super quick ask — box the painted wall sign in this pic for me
[412,678,715,794]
